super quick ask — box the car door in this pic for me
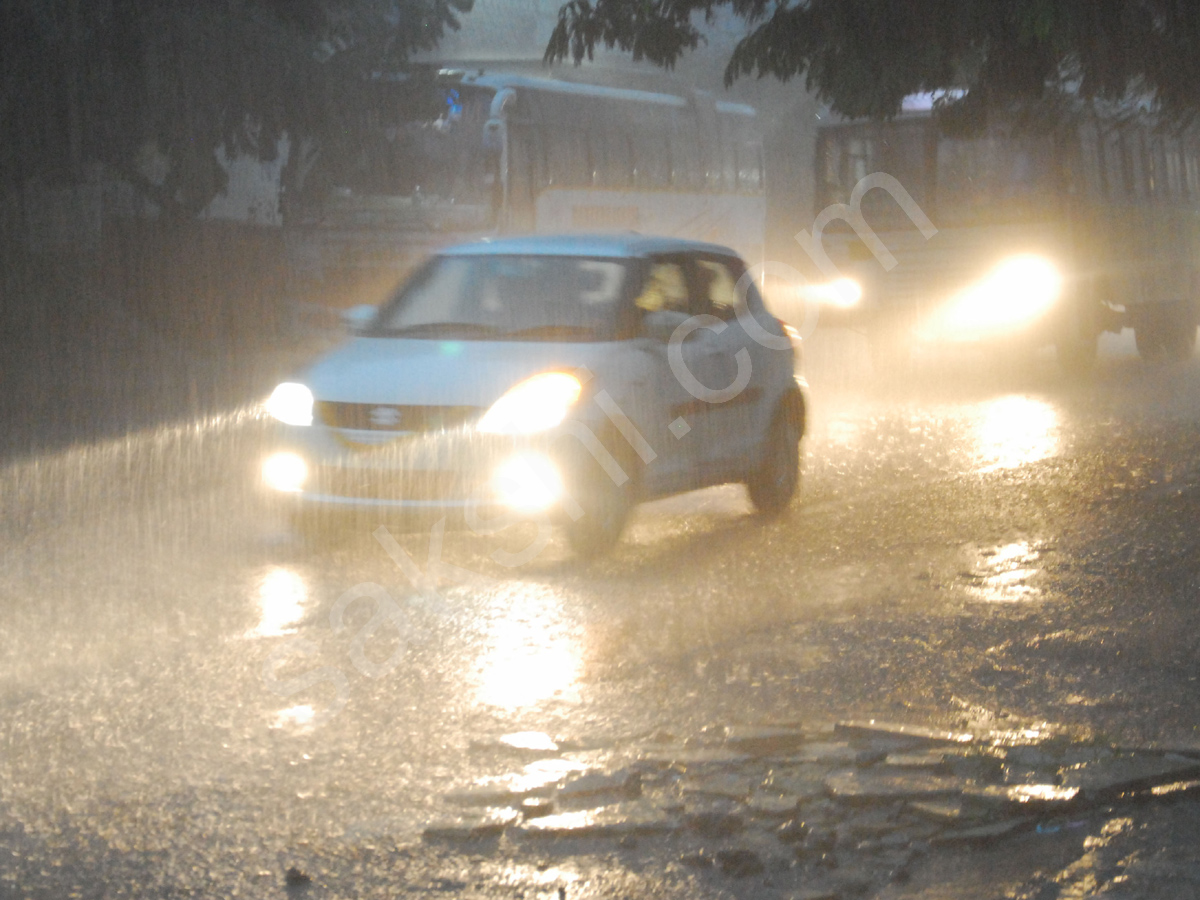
[624,254,714,492]
[676,254,762,472]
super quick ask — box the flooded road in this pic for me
[4,330,1200,898]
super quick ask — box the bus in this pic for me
[283,70,766,315]
[810,100,1200,372]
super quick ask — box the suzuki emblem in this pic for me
[369,406,402,428]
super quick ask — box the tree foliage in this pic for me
[544,0,1200,124]
[0,0,472,216]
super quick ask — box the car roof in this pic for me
[437,233,742,260]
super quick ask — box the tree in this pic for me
[0,0,472,218]
[544,0,1200,124]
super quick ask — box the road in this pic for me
[3,330,1200,899]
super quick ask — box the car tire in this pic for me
[746,400,803,516]
[557,430,637,559]
[561,480,632,559]
[1134,322,1162,362]
[1161,301,1198,362]
[1056,332,1098,376]
[1163,324,1198,361]
[1135,302,1196,363]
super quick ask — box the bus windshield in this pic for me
[819,120,1061,226]
[818,120,930,219]
[292,81,497,230]
[936,129,1059,219]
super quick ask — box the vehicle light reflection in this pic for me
[973,395,1060,472]
[967,540,1044,603]
[473,586,581,710]
[248,567,309,637]
[271,704,315,730]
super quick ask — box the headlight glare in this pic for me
[262,452,308,492]
[493,453,563,512]
[941,255,1062,336]
[477,372,582,435]
[797,277,862,308]
[265,382,314,427]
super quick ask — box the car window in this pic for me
[635,262,689,314]
[695,259,739,321]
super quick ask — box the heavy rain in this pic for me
[5,2,1200,898]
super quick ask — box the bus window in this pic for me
[821,122,927,212]
[818,130,871,206]
[1101,129,1124,201]
[736,141,764,194]
[669,109,702,190]
[1187,148,1200,196]
[607,130,634,188]
[1145,135,1163,198]
[539,93,590,188]
[507,123,538,230]
[1076,122,1105,199]
[1166,139,1184,198]
[592,103,633,188]
[585,130,602,186]
[544,124,590,188]
[1120,128,1144,199]
[846,136,872,186]
[631,119,671,189]
[718,115,744,192]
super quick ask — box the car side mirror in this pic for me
[640,309,690,343]
[341,304,377,333]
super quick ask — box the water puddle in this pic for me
[961,540,1047,603]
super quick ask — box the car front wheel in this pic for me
[746,401,802,516]
[561,479,632,559]
[557,431,637,558]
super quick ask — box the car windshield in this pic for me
[370,254,631,341]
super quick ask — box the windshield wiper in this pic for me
[377,322,503,338]
[503,325,598,340]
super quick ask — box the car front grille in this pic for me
[315,402,482,433]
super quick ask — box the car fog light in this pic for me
[493,454,563,512]
[263,452,308,493]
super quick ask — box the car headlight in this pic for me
[265,382,314,427]
[477,372,582,435]
[941,255,1063,336]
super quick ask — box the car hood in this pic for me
[302,337,614,407]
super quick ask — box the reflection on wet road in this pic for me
[5,330,1200,895]
[250,566,309,638]
[973,394,1060,471]
[471,584,583,710]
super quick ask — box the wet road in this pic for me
[4,330,1200,897]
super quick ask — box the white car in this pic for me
[263,234,806,555]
